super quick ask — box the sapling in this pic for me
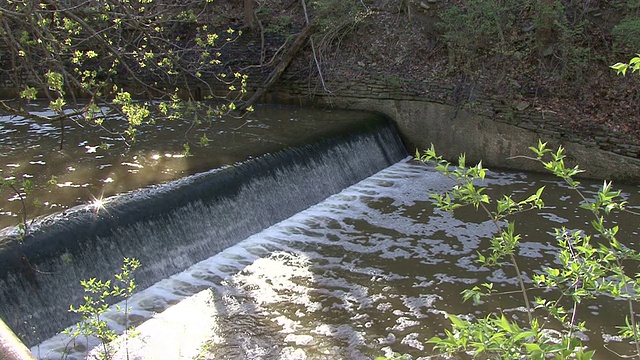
[65,258,141,360]
[413,141,639,359]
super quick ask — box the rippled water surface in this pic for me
[35,159,640,360]
[0,103,375,229]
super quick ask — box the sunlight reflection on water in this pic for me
[0,104,375,229]
[34,159,640,360]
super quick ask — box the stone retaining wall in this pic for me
[276,74,640,156]
[265,74,640,182]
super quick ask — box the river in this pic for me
[0,104,638,359]
[0,103,378,230]
[34,160,640,359]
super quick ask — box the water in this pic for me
[33,159,640,360]
[2,103,638,359]
[0,108,407,347]
[0,103,384,230]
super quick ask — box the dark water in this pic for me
[0,103,382,230]
[0,106,407,348]
[1,104,638,359]
[34,159,640,360]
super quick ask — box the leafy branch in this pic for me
[611,54,640,77]
[0,0,250,145]
[65,258,141,360]
[415,141,640,359]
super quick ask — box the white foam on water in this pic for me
[32,159,432,358]
[32,159,637,359]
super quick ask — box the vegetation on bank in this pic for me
[0,0,249,140]
[377,56,639,357]
[1,0,639,141]
[65,258,140,360]
[435,0,639,116]
[1,0,639,232]
[290,0,640,146]
[0,0,251,243]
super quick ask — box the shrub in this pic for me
[438,0,517,69]
[613,18,640,55]
[65,258,141,360]
[409,142,640,359]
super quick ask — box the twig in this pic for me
[240,38,291,70]
[238,21,317,112]
[7,183,29,239]
[479,201,534,327]
[604,344,639,359]
[301,0,331,94]
[254,4,266,66]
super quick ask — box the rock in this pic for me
[542,45,554,57]
[513,100,530,111]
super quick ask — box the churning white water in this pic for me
[33,158,639,359]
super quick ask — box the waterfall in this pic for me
[0,113,407,346]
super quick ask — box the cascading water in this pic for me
[3,106,639,360]
[0,113,407,347]
[32,158,640,360]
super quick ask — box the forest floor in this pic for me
[217,0,640,148]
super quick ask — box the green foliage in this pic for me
[0,0,256,238]
[611,54,640,76]
[437,0,599,82]
[307,0,370,47]
[309,0,366,31]
[255,3,293,34]
[414,141,640,359]
[612,18,640,54]
[426,314,593,360]
[182,142,192,157]
[265,14,294,34]
[534,0,595,81]
[66,258,141,359]
[553,16,594,81]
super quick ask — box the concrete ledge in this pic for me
[293,94,640,182]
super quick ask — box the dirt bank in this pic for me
[217,0,640,168]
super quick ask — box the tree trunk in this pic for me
[536,0,556,56]
[0,319,35,360]
[239,21,317,112]
[244,0,255,28]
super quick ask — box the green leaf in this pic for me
[611,62,628,76]
[513,330,536,341]
[524,343,542,352]
[448,314,466,328]
[497,314,512,332]
[20,87,38,100]
[458,153,466,168]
